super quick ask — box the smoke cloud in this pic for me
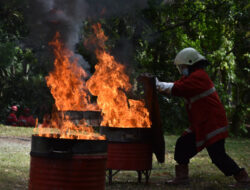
[24,0,148,71]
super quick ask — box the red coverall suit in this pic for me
[6,113,18,126]
[18,115,36,127]
[171,68,241,176]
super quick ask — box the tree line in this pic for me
[0,0,249,136]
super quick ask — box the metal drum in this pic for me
[29,135,107,190]
[100,127,152,184]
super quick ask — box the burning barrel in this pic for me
[29,135,107,190]
[100,127,152,184]
[58,110,102,126]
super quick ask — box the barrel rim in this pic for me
[32,134,106,142]
[30,135,108,158]
[58,110,102,115]
[99,126,152,143]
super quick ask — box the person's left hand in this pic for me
[155,77,174,94]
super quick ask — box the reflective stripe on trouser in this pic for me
[196,126,228,148]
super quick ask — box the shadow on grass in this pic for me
[105,180,167,190]
[104,170,247,190]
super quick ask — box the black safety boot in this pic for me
[232,168,250,188]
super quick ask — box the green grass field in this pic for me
[0,124,249,190]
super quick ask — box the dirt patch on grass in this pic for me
[0,136,30,190]
[0,136,31,146]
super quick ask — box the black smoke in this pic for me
[23,0,149,71]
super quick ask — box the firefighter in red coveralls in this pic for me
[155,47,250,187]
[6,105,18,126]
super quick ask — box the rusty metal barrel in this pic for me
[29,135,107,190]
[100,127,152,183]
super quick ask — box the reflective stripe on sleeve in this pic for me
[190,87,216,104]
[196,126,228,148]
[185,128,192,133]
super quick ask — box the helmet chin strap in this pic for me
[176,65,182,74]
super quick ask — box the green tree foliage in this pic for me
[230,0,250,135]
[0,0,53,123]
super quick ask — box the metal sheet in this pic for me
[137,75,165,163]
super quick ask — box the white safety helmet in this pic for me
[174,47,206,73]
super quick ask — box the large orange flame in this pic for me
[46,32,98,111]
[34,32,105,140]
[86,23,151,128]
[35,111,105,140]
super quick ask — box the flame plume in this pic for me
[46,32,98,111]
[34,32,104,140]
[86,23,151,128]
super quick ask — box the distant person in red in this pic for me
[6,105,18,126]
[18,108,36,127]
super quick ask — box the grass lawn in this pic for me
[0,124,249,190]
